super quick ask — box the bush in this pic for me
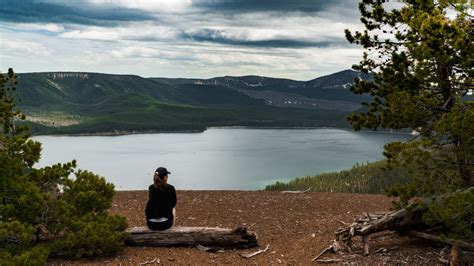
[0,68,127,264]
[265,160,410,194]
[423,188,474,242]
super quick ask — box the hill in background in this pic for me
[16,69,371,134]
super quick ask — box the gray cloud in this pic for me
[193,0,351,13]
[0,0,364,80]
[0,0,359,27]
[0,0,155,26]
[181,28,346,48]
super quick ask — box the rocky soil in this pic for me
[50,191,473,265]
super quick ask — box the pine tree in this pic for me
[0,68,127,264]
[345,0,473,240]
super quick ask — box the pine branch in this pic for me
[431,158,474,166]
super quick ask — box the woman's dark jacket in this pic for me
[145,184,177,220]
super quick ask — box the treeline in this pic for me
[265,160,410,194]
[25,105,350,135]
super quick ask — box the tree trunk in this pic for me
[357,206,427,235]
[125,226,258,248]
[332,187,474,256]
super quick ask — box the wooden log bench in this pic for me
[125,226,258,248]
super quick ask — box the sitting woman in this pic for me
[145,167,176,230]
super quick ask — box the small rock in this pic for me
[197,244,211,251]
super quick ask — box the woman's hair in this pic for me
[153,171,167,190]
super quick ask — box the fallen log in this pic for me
[330,187,474,257]
[353,204,428,237]
[125,226,258,248]
[334,206,428,256]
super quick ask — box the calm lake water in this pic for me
[33,128,409,190]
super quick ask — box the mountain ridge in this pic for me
[149,69,371,110]
[15,69,369,134]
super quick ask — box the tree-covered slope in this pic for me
[15,70,367,134]
[17,72,188,108]
[151,69,372,111]
[265,160,410,194]
[151,69,372,102]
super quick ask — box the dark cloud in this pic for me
[0,0,155,26]
[181,29,347,48]
[193,0,353,13]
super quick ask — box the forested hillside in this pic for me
[16,70,368,134]
[265,160,410,194]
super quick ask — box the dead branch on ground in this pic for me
[282,188,311,194]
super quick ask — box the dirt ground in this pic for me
[51,190,473,265]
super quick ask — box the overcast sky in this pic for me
[0,0,364,80]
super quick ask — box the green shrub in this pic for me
[265,160,410,194]
[0,68,127,264]
[423,188,474,242]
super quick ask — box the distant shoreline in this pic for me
[32,126,410,137]
[33,129,205,137]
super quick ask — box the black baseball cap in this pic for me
[156,167,171,176]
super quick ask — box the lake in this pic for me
[33,128,409,190]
